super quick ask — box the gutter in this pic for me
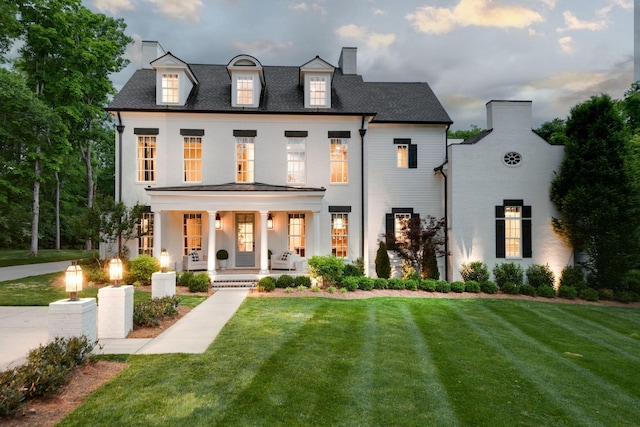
[115,111,125,255]
[434,124,450,281]
[359,115,368,263]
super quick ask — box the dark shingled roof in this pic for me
[108,62,452,124]
[460,129,492,144]
[146,182,326,192]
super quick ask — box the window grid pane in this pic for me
[138,213,153,255]
[310,76,326,106]
[137,135,156,182]
[505,206,521,258]
[397,145,408,168]
[331,213,348,257]
[330,138,348,183]
[395,213,411,243]
[287,138,306,183]
[236,137,255,183]
[162,73,179,103]
[183,213,202,255]
[183,136,202,182]
[288,213,306,257]
[237,75,253,105]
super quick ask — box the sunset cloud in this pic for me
[147,0,203,22]
[92,0,134,14]
[336,24,395,50]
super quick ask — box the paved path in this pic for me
[0,261,70,282]
[0,307,50,370]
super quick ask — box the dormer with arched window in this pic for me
[227,55,264,108]
[150,53,198,106]
[300,56,335,109]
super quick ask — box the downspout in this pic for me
[359,115,367,265]
[116,111,125,256]
[434,124,451,281]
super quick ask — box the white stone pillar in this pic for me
[152,271,176,299]
[207,211,217,274]
[259,210,269,274]
[153,211,162,260]
[48,298,97,343]
[97,285,134,339]
[313,210,321,257]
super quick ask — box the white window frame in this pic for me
[161,73,179,103]
[183,213,202,255]
[309,76,327,107]
[137,135,156,182]
[236,137,255,183]
[183,136,202,183]
[138,212,153,256]
[287,138,306,184]
[505,206,522,258]
[288,213,306,257]
[236,74,254,106]
[330,138,348,183]
[331,213,348,258]
[397,144,408,168]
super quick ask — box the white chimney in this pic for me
[339,47,357,75]
[141,40,166,69]
[486,100,533,132]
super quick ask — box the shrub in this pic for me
[126,254,159,286]
[493,262,524,288]
[501,282,520,295]
[341,276,360,291]
[599,288,615,301]
[375,241,391,279]
[622,269,640,294]
[519,284,536,296]
[310,285,321,293]
[613,290,634,303]
[257,276,276,292]
[404,269,422,281]
[358,277,375,291]
[188,273,210,292]
[293,275,311,287]
[308,255,345,286]
[405,279,419,291]
[216,249,229,260]
[580,287,599,302]
[353,257,365,274]
[327,286,336,293]
[343,264,363,278]
[285,287,293,293]
[276,274,295,288]
[133,295,180,327]
[558,285,578,299]
[419,279,437,292]
[481,281,499,294]
[560,265,586,290]
[435,280,450,293]
[373,278,388,289]
[450,281,465,293]
[298,285,308,292]
[460,261,490,283]
[537,285,556,298]
[177,271,193,287]
[388,278,405,290]
[84,266,108,284]
[464,280,480,293]
[526,264,555,288]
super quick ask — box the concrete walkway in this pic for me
[0,261,71,282]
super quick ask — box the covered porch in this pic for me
[146,182,325,276]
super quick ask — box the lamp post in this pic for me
[109,258,123,287]
[65,261,83,301]
[160,249,170,273]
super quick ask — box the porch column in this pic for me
[207,211,217,275]
[259,210,269,274]
[153,211,162,261]
[313,210,321,257]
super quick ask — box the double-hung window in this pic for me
[183,136,202,182]
[236,137,255,183]
[288,213,306,257]
[237,75,254,105]
[309,76,327,106]
[161,73,179,103]
[504,206,521,258]
[394,138,417,169]
[331,213,349,257]
[397,144,408,168]
[330,138,348,183]
[138,212,153,255]
[183,213,202,255]
[287,138,306,184]
[496,200,532,258]
[137,135,156,182]
[385,208,416,246]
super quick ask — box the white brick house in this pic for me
[107,42,572,282]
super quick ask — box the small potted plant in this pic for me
[216,249,229,270]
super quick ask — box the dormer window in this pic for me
[236,75,254,105]
[300,56,334,109]
[309,76,327,106]
[227,55,264,108]
[161,73,179,103]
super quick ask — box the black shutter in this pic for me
[496,219,505,258]
[523,219,532,258]
[385,213,394,247]
[408,144,418,168]
[495,205,505,218]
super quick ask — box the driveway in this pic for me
[0,306,49,370]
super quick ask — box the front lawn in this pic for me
[0,249,96,267]
[59,297,640,426]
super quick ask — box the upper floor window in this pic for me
[287,138,306,184]
[137,135,156,182]
[161,73,179,103]
[236,137,254,183]
[397,144,408,168]
[394,138,417,169]
[237,75,254,105]
[331,213,348,258]
[183,136,202,182]
[330,138,348,183]
[309,76,327,106]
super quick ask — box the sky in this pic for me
[84,0,634,130]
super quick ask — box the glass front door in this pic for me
[235,213,255,267]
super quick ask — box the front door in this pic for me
[235,213,255,267]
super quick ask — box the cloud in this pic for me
[92,0,135,14]
[406,0,543,35]
[336,25,395,50]
[372,8,385,16]
[232,40,294,55]
[559,11,607,32]
[290,2,326,17]
[539,0,557,8]
[147,0,203,22]
[558,36,574,54]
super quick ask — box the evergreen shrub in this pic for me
[126,254,160,286]
[526,264,555,288]
[464,280,481,293]
[257,276,276,292]
[493,262,524,288]
[375,241,391,279]
[460,261,490,283]
[276,274,294,288]
[188,273,210,292]
[388,278,405,290]
[481,281,499,294]
[450,281,465,293]
[537,285,557,298]
[373,278,388,289]
[558,285,577,299]
[419,278,437,292]
[435,280,450,293]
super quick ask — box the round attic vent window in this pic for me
[503,151,522,166]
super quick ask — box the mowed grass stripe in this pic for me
[472,302,640,425]
[410,299,567,426]
[560,304,640,337]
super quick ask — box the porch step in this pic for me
[212,279,257,289]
